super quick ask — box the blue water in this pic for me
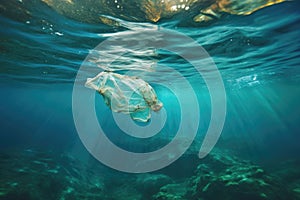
[1,0,300,199]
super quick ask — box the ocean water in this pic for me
[1,0,300,199]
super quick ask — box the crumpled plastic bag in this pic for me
[85,71,163,122]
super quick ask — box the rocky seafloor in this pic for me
[0,148,299,200]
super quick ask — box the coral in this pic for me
[186,150,294,200]
[136,173,174,198]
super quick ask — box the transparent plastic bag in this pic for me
[85,72,162,122]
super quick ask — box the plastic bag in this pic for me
[85,72,163,122]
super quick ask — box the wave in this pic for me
[0,0,299,88]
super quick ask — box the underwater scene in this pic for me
[1,0,300,199]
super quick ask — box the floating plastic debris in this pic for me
[85,71,163,122]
